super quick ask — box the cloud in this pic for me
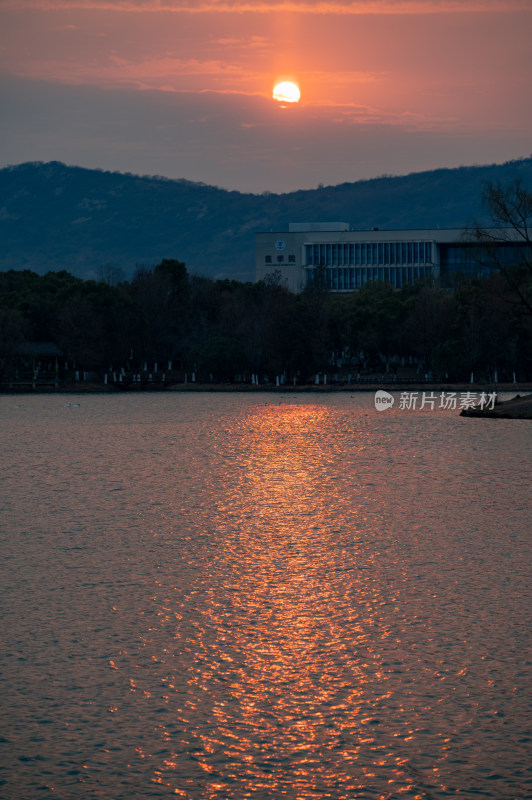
[211,35,270,49]
[9,55,271,95]
[9,51,386,101]
[1,0,529,12]
[1,73,529,194]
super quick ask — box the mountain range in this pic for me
[1,158,531,283]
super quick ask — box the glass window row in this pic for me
[305,241,433,267]
[306,266,433,290]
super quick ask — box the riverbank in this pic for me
[460,393,532,419]
[3,381,531,417]
[2,380,532,396]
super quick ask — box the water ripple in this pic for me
[0,393,530,799]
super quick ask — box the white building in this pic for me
[255,222,507,293]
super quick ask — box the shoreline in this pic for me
[2,381,531,395]
[460,393,532,420]
[3,382,531,417]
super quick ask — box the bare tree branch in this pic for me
[467,179,532,316]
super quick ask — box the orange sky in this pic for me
[0,0,531,191]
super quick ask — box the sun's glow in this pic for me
[273,81,300,104]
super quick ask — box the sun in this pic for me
[273,81,300,104]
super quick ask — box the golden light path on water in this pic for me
[129,402,460,799]
[186,404,374,798]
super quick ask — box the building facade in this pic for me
[255,222,519,293]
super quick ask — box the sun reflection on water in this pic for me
[132,402,413,799]
[124,399,513,800]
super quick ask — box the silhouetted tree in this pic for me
[472,179,532,316]
[402,286,454,368]
[129,259,189,363]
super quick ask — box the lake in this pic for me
[1,392,530,800]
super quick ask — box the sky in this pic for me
[0,0,531,193]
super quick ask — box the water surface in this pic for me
[1,392,530,799]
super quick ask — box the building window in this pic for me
[296,238,434,284]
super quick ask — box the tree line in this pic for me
[0,257,531,383]
[1,179,531,385]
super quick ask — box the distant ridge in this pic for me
[1,158,531,282]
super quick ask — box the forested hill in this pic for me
[1,158,531,282]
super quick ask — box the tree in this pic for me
[128,259,189,363]
[401,285,454,369]
[0,307,28,348]
[154,258,187,289]
[472,179,532,316]
[55,280,142,368]
[351,281,404,369]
